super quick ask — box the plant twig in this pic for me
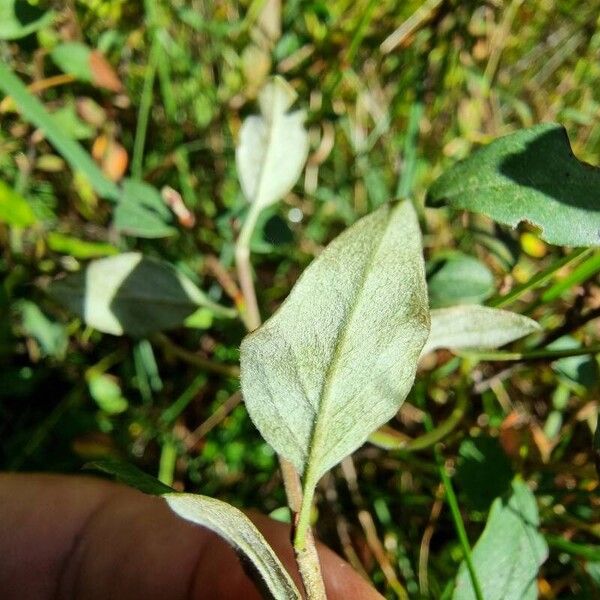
[341,457,409,600]
[153,333,240,377]
[458,343,600,362]
[234,202,327,598]
[184,391,243,450]
[235,202,263,331]
[369,387,468,451]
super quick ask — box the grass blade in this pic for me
[0,62,120,200]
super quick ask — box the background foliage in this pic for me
[1,0,600,597]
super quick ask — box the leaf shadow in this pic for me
[499,127,600,212]
[109,259,198,338]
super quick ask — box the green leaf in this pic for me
[549,336,599,390]
[236,76,309,209]
[453,480,548,600]
[427,123,600,247]
[163,493,302,600]
[16,300,67,359]
[240,201,430,486]
[0,0,53,40]
[50,43,93,82]
[0,180,37,227]
[51,103,95,140]
[85,458,173,495]
[456,436,513,511]
[88,374,128,415]
[113,179,176,238]
[48,232,118,259]
[427,252,495,308]
[422,306,540,355]
[49,252,234,337]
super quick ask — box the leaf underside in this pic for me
[240,201,430,484]
[164,493,301,600]
[236,76,309,209]
[453,480,548,600]
[422,305,540,355]
[427,123,600,247]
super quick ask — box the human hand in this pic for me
[0,473,382,599]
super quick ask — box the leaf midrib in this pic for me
[252,92,285,207]
[304,206,392,481]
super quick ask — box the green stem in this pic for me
[396,94,424,198]
[540,250,600,304]
[434,444,484,600]
[487,248,591,308]
[235,202,263,331]
[369,387,468,451]
[132,38,160,179]
[459,343,600,362]
[292,472,327,599]
[545,535,600,561]
[294,478,316,551]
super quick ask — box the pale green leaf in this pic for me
[164,493,302,600]
[16,300,67,359]
[240,201,430,487]
[50,43,93,82]
[49,253,234,336]
[113,178,176,238]
[0,180,37,227]
[428,252,495,308]
[422,305,540,355]
[453,480,548,600]
[51,103,95,140]
[427,123,600,247]
[236,76,309,209]
[48,232,118,259]
[0,0,53,40]
[88,374,128,415]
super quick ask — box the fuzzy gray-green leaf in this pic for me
[236,76,309,209]
[427,123,600,247]
[453,480,548,600]
[422,306,540,356]
[164,493,301,600]
[49,253,234,336]
[240,201,430,482]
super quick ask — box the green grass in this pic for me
[1,1,600,597]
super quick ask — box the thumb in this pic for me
[0,473,383,599]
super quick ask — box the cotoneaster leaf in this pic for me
[427,123,600,247]
[422,305,540,355]
[163,493,302,600]
[236,76,309,209]
[240,201,430,489]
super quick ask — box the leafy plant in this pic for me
[3,10,600,596]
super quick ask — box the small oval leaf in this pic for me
[422,305,540,355]
[163,493,302,600]
[241,201,430,486]
[427,252,495,308]
[49,253,234,336]
[427,124,600,247]
[236,76,309,209]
